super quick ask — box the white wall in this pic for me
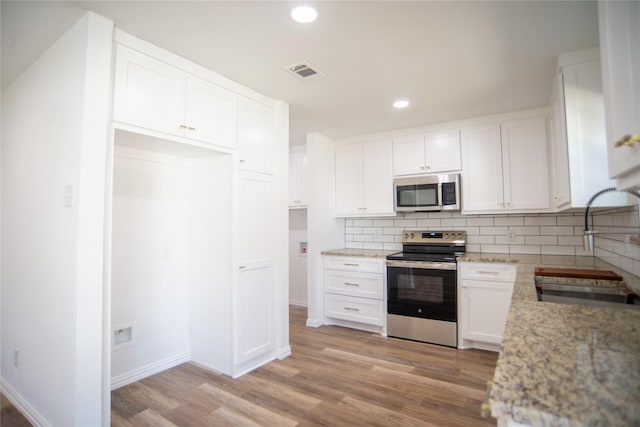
[110,145,192,386]
[306,134,345,327]
[289,209,308,306]
[1,12,113,426]
[593,204,640,280]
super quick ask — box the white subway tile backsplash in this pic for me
[540,226,575,236]
[525,235,558,245]
[339,206,639,277]
[416,219,442,227]
[466,217,494,226]
[524,216,556,226]
[509,245,541,255]
[494,217,524,226]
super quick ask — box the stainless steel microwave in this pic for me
[394,174,461,212]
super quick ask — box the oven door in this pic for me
[387,261,456,322]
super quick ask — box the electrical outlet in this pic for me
[374,229,382,241]
[14,349,19,368]
[507,229,516,242]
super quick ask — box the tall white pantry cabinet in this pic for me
[110,27,290,384]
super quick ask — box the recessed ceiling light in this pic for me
[393,100,410,109]
[291,5,318,23]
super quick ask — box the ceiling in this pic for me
[1,1,599,145]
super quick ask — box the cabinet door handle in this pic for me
[420,166,426,170]
[614,133,640,148]
[239,159,246,164]
[179,124,188,129]
[344,307,360,312]
[554,196,561,200]
[187,126,196,131]
[344,282,360,286]
[344,263,359,267]
[239,265,246,269]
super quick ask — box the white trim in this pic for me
[288,299,308,307]
[110,351,190,390]
[231,356,275,379]
[305,317,324,328]
[275,345,292,360]
[1,378,51,427]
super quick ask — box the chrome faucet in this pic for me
[583,187,640,251]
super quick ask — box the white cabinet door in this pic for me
[362,139,394,215]
[335,144,363,216]
[460,280,513,345]
[425,129,461,173]
[186,76,237,149]
[563,60,623,207]
[599,1,640,189]
[113,45,186,136]
[392,130,461,176]
[548,76,572,210]
[237,98,275,174]
[235,171,274,364]
[461,124,504,212]
[392,135,426,176]
[501,116,550,210]
[288,147,308,208]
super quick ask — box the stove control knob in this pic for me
[404,233,409,239]
[457,233,463,240]
[410,233,415,238]
[443,233,449,239]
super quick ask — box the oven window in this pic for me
[397,184,437,207]
[397,275,443,304]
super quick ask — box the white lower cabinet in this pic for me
[458,262,516,351]
[323,256,385,332]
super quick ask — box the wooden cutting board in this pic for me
[534,267,623,281]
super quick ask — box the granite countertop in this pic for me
[321,248,396,258]
[460,253,640,426]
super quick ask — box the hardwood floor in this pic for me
[112,306,498,426]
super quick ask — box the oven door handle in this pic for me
[386,260,456,270]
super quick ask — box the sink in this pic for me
[535,279,639,310]
[533,266,639,310]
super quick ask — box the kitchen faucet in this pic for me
[583,187,640,251]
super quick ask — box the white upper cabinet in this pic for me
[237,98,275,174]
[599,1,640,190]
[113,45,237,150]
[186,76,238,148]
[289,146,308,208]
[461,114,550,213]
[392,129,461,176]
[549,49,630,208]
[335,140,394,217]
[113,45,186,136]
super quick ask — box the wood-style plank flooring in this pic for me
[112,306,498,426]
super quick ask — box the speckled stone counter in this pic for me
[320,248,396,258]
[460,253,640,426]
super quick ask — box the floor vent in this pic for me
[286,62,324,81]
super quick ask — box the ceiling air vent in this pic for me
[286,62,324,81]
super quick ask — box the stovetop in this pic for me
[387,230,466,263]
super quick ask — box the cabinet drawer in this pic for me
[325,270,383,299]
[325,294,384,326]
[458,262,516,282]
[324,256,384,273]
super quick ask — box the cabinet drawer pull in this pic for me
[344,307,360,311]
[239,159,247,164]
[187,126,196,131]
[238,265,246,269]
[344,282,360,286]
[344,263,359,267]
[477,270,499,275]
[179,124,188,129]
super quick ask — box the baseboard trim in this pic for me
[1,377,51,427]
[111,351,190,390]
[288,300,307,307]
[275,345,292,360]
[306,317,324,328]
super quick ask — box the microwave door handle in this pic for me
[437,183,443,208]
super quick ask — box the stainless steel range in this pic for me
[386,230,466,347]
